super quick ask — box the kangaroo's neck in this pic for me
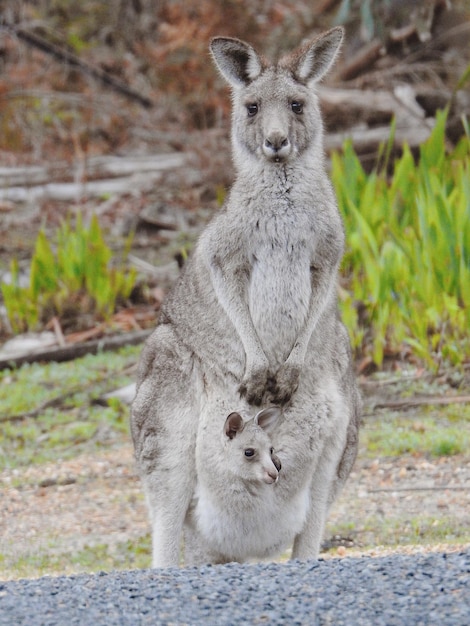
[231,153,327,206]
[232,141,326,193]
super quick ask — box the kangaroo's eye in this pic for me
[291,101,303,114]
[270,447,274,455]
[246,103,259,117]
[244,448,255,458]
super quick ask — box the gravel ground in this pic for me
[0,550,468,626]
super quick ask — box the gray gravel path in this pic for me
[1,550,469,625]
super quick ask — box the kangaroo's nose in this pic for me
[265,134,289,152]
[263,130,291,161]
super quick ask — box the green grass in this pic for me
[359,367,470,458]
[362,411,470,458]
[0,535,152,580]
[0,346,140,470]
[325,516,470,553]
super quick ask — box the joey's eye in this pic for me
[291,101,303,114]
[244,448,255,458]
[246,103,259,117]
[270,447,274,455]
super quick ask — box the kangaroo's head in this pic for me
[210,28,343,171]
[223,407,282,485]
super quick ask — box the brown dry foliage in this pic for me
[0,0,469,158]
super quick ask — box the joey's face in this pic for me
[223,409,282,488]
[236,438,281,485]
[232,69,320,165]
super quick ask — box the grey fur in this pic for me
[130,27,361,568]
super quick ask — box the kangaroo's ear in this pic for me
[286,26,344,85]
[224,412,245,440]
[210,37,263,87]
[254,407,281,432]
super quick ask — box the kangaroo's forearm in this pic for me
[208,258,267,365]
[287,268,337,365]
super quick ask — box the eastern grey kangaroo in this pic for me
[131,26,361,568]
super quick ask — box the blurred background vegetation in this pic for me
[2,0,469,151]
[0,0,469,373]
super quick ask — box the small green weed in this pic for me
[1,213,136,333]
[334,109,470,369]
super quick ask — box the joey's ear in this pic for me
[210,37,263,87]
[287,26,344,84]
[254,407,281,432]
[224,412,245,440]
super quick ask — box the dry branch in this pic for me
[5,25,153,109]
[368,486,469,493]
[0,175,161,203]
[0,393,76,423]
[319,85,433,153]
[339,39,384,81]
[373,395,470,411]
[0,364,138,422]
[319,86,426,122]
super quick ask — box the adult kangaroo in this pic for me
[131,26,361,567]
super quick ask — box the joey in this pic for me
[185,406,292,564]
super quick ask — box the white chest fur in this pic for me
[248,245,311,366]
[193,476,310,562]
[246,203,314,366]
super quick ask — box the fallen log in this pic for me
[318,84,434,154]
[0,329,152,371]
[319,85,427,125]
[325,120,434,153]
[0,174,162,203]
[0,153,187,188]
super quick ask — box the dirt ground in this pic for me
[1,439,469,580]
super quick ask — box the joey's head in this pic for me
[210,28,343,171]
[223,407,282,486]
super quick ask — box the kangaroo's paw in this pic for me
[269,364,300,405]
[239,368,271,406]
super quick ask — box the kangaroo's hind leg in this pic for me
[131,325,200,568]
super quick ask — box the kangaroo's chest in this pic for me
[247,211,314,363]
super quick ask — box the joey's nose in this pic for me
[265,469,279,484]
